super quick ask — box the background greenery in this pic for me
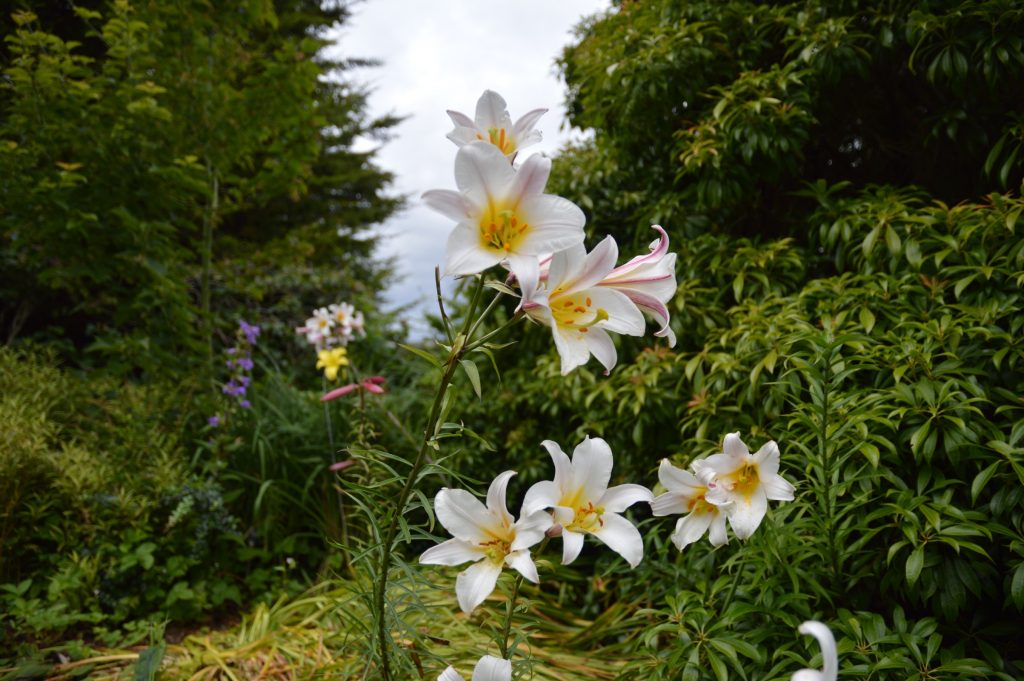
[2,0,1023,679]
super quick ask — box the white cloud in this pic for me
[326,0,608,336]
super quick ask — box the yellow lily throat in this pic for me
[553,293,609,334]
[479,206,529,253]
[567,501,605,533]
[724,463,761,502]
[476,126,514,155]
[480,537,512,564]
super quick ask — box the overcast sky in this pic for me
[327,0,609,334]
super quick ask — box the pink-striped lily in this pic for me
[423,142,585,286]
[445,90,546,160]
[597,225,677,346]
[519,236,645,375]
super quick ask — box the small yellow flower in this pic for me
[316,347,349,381]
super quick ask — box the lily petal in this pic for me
[509,153,550,200]
[797,621,838,681]
[571,436,614,504]
[439,666,466,681]
[516,194,587,255]
[658,459,701,494]
[592,512,644,568]
[551,324,592,375]
[600,483,654,513]
[708,512,730,546]
[512,107,547,138]
[561,529,585,565]
[455,560,502,614]
[423,189,474,222]
[434,488,490,544]
[764,474,796,501]
[472,655,513,681]
[445,224,501,276]
[420,538,485,566]
[453,141,515,203]
[486,470,517,526]
[511,510,552,551]
[505,549,539,583]
[474,90,510,129]
[585,327,618,375]
[522,480,562,517]
[726,487,768,540]
[723,432,749,459]
[650,491,690,517]
[588,287,646,336]
[671,511,714,550]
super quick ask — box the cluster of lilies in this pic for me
[419,91,836,681]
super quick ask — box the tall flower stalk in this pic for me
[373,276,514,680]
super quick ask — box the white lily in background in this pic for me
[650,459,731,550]
[423,141,585,285]
[597,225,678,346]
[420,471,551,614]
[523,437,652,568]
[446,90,546,160]
[703,433,795,540]
[792,621,838,681]
[439,655,512,681]
[520,237,645,375]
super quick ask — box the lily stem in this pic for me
[499,574,525,660]
[499,536,548,660]
[373,276,494,681]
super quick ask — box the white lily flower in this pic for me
[446,90,546,159]
[523,437,652,568]
[439,655,512,681]
[328,302,354,327]
[650,459,731,550]
[422,141,585,284]
[420,471,551,614]
[792,621,838,681]
[520,237,646,375]
[597,225,678,346]
[703,433,795,540]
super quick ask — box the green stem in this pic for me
[435,266,453,345]
[499,536,548,659]
[499,574,525,659]
[721,551,742,612]
[322,374,336,463]
[465,312,524,353]
[373,276,491,681]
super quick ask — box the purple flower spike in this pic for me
[240,399,251,409]
[239,320,261,345]
[238,357,254,371]
[208,415,221,427]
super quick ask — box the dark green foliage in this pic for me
[0,1,400,377]
[554,0,1024,240]
[0,0,405,650]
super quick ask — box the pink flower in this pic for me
[321,376,388,401]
